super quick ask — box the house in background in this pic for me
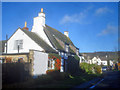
[82,53,114,66]
[101,60,107,66]
[0,8,81,76]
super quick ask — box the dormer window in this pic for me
[76,48,79,55]
[60,52,64,58]
[65,43,69,53]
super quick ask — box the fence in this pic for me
[66,56,80,75]
[2,63,32,85]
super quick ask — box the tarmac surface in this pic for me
[74,71,120,89]
[93,71,120,89]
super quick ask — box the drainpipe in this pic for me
[18,45,19,53]
[6,34,8,54]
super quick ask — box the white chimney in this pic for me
[31,8,46,40]
[64,31,69,37]
[32,8,45,28]
[31,8,53,48]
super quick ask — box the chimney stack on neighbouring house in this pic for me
[41,8,43,13]
[23,21,29,30]
[64,31,69,37]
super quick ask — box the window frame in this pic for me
[14,39,23,50]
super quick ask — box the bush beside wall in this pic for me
[80,62,102,74]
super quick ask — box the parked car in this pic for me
[102,66,107,71]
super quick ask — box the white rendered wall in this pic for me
[6,28,44,53]
[31,13,54,48]
[109,60,113,66]
[33,51,48,75]
[97,58,101,65]
[79,56,82,63]
[89,60,92,64]
[60,58,64,72]
[101,61,107,66]
[92,57,97,64]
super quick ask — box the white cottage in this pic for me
[0,8,80,76]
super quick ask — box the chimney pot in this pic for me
[23,21,29,30]
[64,31,69,37]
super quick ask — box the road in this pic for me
[0,64,2,89]
[91,71,120,89]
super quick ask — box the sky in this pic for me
[2,2,118,53]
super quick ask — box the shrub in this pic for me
[80,62,89,73]
[48,53,61,71]
[80,63,102,74]
[46,69,56,74]
[94,65,102,74]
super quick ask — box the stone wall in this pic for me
[0,50,49,77]
[0,54,29,63]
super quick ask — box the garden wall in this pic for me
[2,63,32,85]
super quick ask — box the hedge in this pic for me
[80,62,102,74]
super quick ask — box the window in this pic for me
[48,59,55,70]
[65,43,69,52]
[60,52,65,58]
[14,40,23,50]
[76,48,79,55]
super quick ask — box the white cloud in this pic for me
[95,7,112,15]
[60,6,93,25]
[60,13,86,24]
[98,24,117,36]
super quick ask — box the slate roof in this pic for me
[0,40,6,54]
[44,25,76,54]
[1,25,76,54]
[22,29,56,53]
[44,26,64,51]
[81,52,118,60]
[45,25,74,45]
